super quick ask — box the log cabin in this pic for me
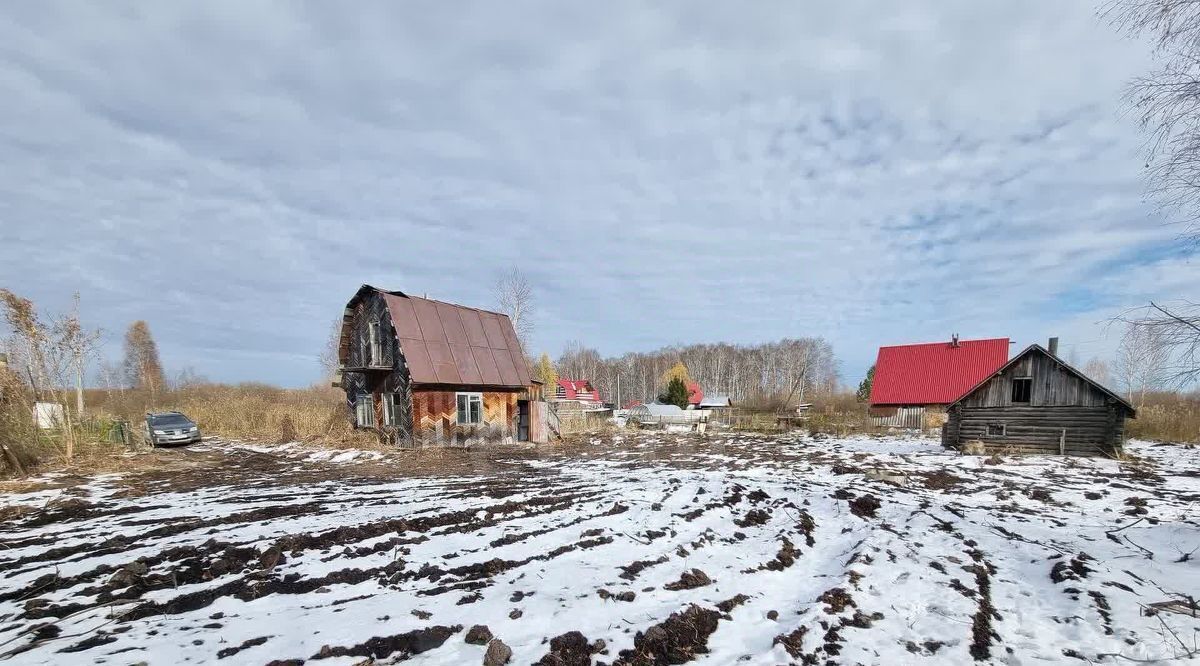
[333,285,545,446]
[941,340,1135,457]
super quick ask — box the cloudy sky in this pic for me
[1,2,1195,387]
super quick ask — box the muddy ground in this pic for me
[1,433,1198,664]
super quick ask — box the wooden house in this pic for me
[869,336,1010,429]
[941,341,1135,457]
[333,285,545,446]
[555,379,603,407]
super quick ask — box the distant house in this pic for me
[942,340,1136,457]
[333,284,544,446]
[697,393,732,409]
[869,336,1010,429]
[555,379,603,407]
[686,381,703,408]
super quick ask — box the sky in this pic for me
[0,2,1196,388]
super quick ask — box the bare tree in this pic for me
[122,321,165,394]
[1106,0,1200,245]
[1113,321,1172,408]
[1083,357,1112,387]
[495,268,534,352]
[1116,300,1200,387]
[319,317,342,383]
[60,293,101,417]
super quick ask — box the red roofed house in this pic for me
[869,336,1010,429]
[555,379,604,407]
[686,381,703,408]
[334,285,545,446]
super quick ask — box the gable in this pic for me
[952,345,1135,414]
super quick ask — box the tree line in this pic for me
[542,337,839,408]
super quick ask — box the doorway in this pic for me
[517,400,531,442]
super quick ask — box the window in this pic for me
[355,393,375,427]
[987,423,1006,437]
[366,321,382,366]
[382,393,400,427]
[456,392,483,425]
[1011,377,1032,403]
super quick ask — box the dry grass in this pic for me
[1127,391,1200,443]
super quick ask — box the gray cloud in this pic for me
[0,2,1194,386]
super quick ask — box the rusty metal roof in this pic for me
[378,290,531,388]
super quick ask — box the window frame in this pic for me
[456,392,483,426]
[366,320,382,366]
[382,392,400,427]
[1010,377,1032,403]
[987,423,1006,437]
[355,393,375,427]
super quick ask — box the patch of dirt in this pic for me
[465,624,493,645]
[1050,553,1094,584]
[735,508,771,528]
[534,631,598,666]
[663,568,713,591]
[848,495,881,519]
[612,604,721,666]
[817,587,856,614]
[773,626,808,658]
[309,625,461,661]
[716,594,750,613]
[923,470,965,490]
[619,556,669,581]
[216,636,269,659]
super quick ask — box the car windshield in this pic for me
[151,415,193,427]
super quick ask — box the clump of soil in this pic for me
[1088,590,1113,635]
[831,464,861,475]
[1123,497,1149,516]
[773,626,808,658]
[484,638,513,666]
[1084,491,1103,500]
[735,508,771,528]
[797,509,816,546]
[763,538,798,571]
[716,594,749,613]
[663,568,713,591]
[817,587,856,614]
[923,470,965,490]
[217,636,269,659]
[465,625,493,645]
[311,625,461,661]
[534,631,598,666]
[848,495,881,519]
[1026,488,1053,503]
[612,604,721,665]
[1050,553,1094,584]
[619,556,669,581]
[597,589,636,602]
[747,489,770,503]
[969,563,997,661]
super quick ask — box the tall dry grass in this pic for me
[1126,391,1200,443]
[86,383,379,446]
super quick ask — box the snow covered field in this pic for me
[1,433,1198,664]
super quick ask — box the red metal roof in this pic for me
[687,381,703,406]
[869,337,1009,406]
[379,290,531,388]
[556,379,602,402]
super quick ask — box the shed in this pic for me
[941,342,1135,457]
[333,284,543,446]
[869,336,1010,429]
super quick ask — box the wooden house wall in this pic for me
[344,292,396,370]
[410,389,518,446]
[341,291,413,442]
[943,349,1127,456]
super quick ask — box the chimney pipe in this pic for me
[1048,337,1059,356]
[951,333,960,348]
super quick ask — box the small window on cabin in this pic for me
[1011,377,1032,403]
[355,394,375,427]
[987,423,1006,437]
[457,392,483,425]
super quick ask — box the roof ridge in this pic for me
[372,286,512,320]
[879,337,1009,349]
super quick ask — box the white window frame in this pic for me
[987,423,1006,437]
[355,393,375,427]
[456,392,483,425]
[367,321,382,366]
[382,392,399,427]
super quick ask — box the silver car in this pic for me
[145,411,201,447]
